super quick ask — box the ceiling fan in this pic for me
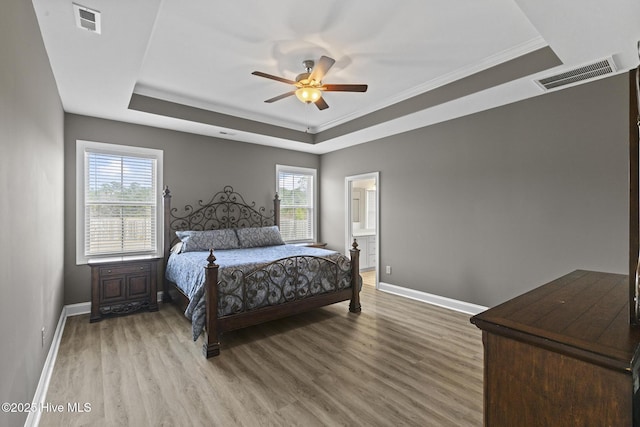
[251,55,368,110]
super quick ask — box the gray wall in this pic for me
[64,114,319,304]
[321,74,628,307]
[0,1,65,426]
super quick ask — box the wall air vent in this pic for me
[73,3,101,34]
[535,57,617,91]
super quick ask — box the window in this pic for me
[76,140,163,264]
[276,165,317,242]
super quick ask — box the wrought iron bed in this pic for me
[162,185,361,358]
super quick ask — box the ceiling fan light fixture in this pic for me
[295,87,321,103]
[253,55,365,110]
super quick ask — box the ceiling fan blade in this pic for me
[309,56,335,82]
[251,71,297,85]
[322,84,368,92]
[264,91,296,103]
[315,97,329,110]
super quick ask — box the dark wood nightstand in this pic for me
[89,257,160,322]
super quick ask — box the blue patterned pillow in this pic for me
[175,229,240,252]
[236,226,285,248]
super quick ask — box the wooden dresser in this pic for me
[471,270,640,426]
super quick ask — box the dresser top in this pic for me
[471,270,640,371]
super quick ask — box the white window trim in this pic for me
[76,140,164,264]
[276,164,318,243]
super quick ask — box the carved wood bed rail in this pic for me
[162,185,361,358]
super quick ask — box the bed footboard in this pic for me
[202,242,361,358]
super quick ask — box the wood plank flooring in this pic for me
[40,275,483,426]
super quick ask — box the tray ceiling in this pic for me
[32,0,640,153]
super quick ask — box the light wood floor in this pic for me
[40,275,483,426]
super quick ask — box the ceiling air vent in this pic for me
[535,57,616,91]
[73,3,101,34]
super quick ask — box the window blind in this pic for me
[84,151,157,257]
[277,169,315,242]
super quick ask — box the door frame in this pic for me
[345,172,380,289]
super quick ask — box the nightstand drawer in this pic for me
[100,263,150,277]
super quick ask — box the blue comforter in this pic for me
[165,245,354,339]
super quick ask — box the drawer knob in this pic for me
[140,266,144,270]
[107,269,111,273]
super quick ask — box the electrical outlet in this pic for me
[41,327,45,347]
[386,266,392,274]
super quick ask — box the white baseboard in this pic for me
[64,301,91,317]
[24,306,68,427]
[378,281,488,315]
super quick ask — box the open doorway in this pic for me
[345,172,379,289]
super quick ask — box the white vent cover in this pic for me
[535,57,617,91]
[73,3,101,34]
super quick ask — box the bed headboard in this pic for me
[163,185,280,257]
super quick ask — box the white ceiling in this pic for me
[33,0,640,154]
